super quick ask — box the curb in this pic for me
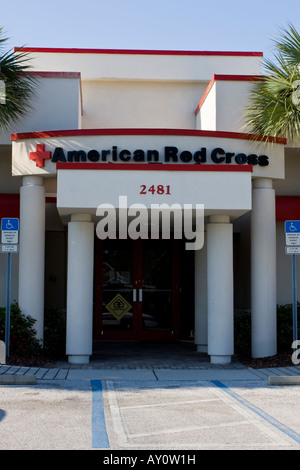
[268,376,300,386]
[0,375,37,385]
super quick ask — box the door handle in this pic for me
[133,289,137,302]
[139,289,143,302]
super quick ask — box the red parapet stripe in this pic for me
[213,74,264,82]
[10,128,286,145]
[26,71,81,79]
[56,162,253,172]
[15,47,263,57]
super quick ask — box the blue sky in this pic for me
[1,0,300,59]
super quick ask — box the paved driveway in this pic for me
[1,374,300,451]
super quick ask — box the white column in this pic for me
[194,229,207,352]
[251,178,276,358]
[207,215,234,363]
[18,176,45,341]
[66,214,94,364]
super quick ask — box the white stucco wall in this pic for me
[198,82,216,131]
[82,80,207,129]
[21,49,263,82]
[0,74,82,145]
[196,76,261,133]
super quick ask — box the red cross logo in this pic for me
[29,144,52,168]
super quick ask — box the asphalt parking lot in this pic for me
[1,375,300,452]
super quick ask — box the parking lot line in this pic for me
[211,380,300,446]
[91,380,110,449]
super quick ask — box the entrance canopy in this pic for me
[56,165,252,220]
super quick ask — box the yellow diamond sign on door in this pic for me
[106,293,132,320]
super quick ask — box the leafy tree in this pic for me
[0,27,36,130]
[245,23,300,142]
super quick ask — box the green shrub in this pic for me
[0,303,66,360]
[0,302,42,357]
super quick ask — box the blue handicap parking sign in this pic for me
[1,218,19,231]
[285,221,300,247]
[285,220,300,233]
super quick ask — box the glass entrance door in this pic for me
[137,240,179,339]
[94,240,137,339]
[94,239,180,340]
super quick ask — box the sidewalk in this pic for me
[1,341,300,382]
[1,361,300,381]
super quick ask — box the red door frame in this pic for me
[93,238,180,341]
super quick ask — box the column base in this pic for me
[210,355,232,364]
[68,355,90,364]
[196,345,208,353]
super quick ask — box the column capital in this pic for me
[253,178,273,189]
[22,175,44,187]
[70,213,92,222]
[209,215,230,224]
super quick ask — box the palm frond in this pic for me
[0,27,9,47]
[273,22,300,67]
[0,28,37,131]
[245,23,300,141]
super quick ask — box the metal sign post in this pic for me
[5,252,12,357]
[1,218,19,358]
[285,221,300,346]
[292,253,298,344]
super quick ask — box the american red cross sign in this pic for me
[29,144,51,168]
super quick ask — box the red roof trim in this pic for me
[195,75,216,115]
[56,162,253,172]
[27,71,81,79]
[15,47,263,57]
[195,74,264,115]
[10,128,286,144]
[213,74,264,82]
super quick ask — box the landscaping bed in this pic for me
[238,351,297,369]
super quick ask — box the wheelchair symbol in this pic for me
[5,220,14,230]
[289,222,297,232]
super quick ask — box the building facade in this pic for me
[0,47,297,364]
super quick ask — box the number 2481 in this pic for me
[140,184,171,195]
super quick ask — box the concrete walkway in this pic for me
[1,341,300,382]
[1,362,300,381]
